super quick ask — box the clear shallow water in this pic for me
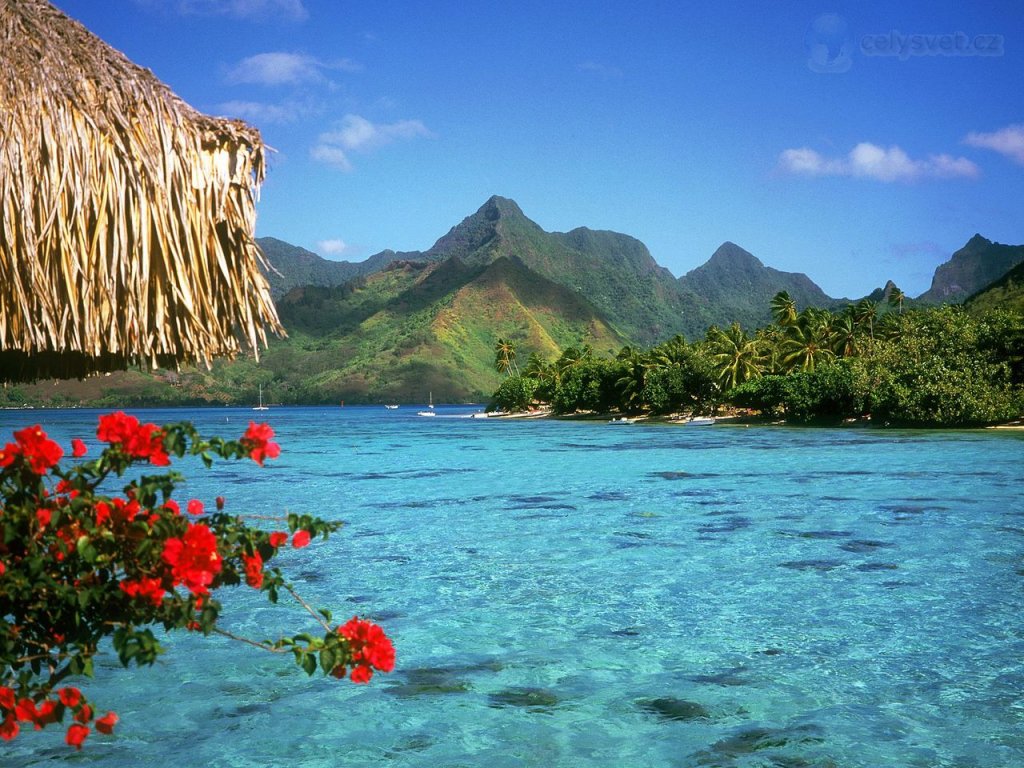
[3,406,1023,767]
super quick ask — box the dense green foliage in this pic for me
[966,259,1024,316]
[492,296,1023,428]
[490,375,537,412]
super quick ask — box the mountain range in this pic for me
[260,197,1023,340]
[2,196,1021,406]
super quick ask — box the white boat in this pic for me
[609,416,637,424]
[384,404,399,410]
[686,416,715,426]
[253,384,268,411]
[417,392,436,416]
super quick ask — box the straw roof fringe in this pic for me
[0,0,284,382]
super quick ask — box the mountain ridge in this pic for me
[261,198,1024,324]
[917,234,1024,304]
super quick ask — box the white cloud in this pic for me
[963,124,1024,165]
[309,144,352,172]
[311,114,433,171]
[316,239,350,256]
[226,53,323,86]
[217,99,303,124]
[139,0,308,21]
[778,142,979,182]
[322,114,432,151]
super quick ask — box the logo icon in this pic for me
[805,14,853,73]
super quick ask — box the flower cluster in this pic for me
[96,411,169,465]
[0,686,116,749]
[0,413,392,751]
[241,421,280,466]
[0,425,64,474]
[162,522,223,595]
[334,617,396,684]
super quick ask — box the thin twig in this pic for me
[210,626,287,653]
[284,584,332,632]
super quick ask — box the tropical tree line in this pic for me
[490,291,1024,427]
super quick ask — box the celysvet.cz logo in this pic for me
[805,14,1004,73]
[861,31,1004,59]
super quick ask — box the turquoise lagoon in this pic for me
[2,406,1023,767]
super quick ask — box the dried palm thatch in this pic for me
[0,0,284,382]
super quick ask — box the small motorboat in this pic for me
[686,417,715,426]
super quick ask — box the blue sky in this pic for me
[55,0,1024,298]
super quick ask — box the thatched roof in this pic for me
[0,0,283,382]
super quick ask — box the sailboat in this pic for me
[417,392,436,417]
[253,384,268,411]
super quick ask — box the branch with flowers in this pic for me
[0,412,394,750]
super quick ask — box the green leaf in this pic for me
[301,653,317,676]
[75,535,97,563]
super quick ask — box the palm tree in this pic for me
[755,325,786,374]
[494,338,519,376]
[707,323,763,389]
[523,352,549,381]
[556,344,593,375]
[651,334,689,367]
[853,299,878,340]
[770,291,798,327]
[887,285,906,315]
[876,311,905,342]
[831,315,860,357]
[615,349,650,412]
[780,322,836,372]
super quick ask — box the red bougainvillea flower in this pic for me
[241,422,280,466]
[65,723,89,750]
[337,616,396,683]
[93,501,112,527]
[74,704,93,724]
[0,714,18,741]
[105,497,142,526]
[95,712,118,735]
[162,523,222,595]
[163,499,180,516]
[0,442,17,468]
[187,499,204,516]
[71,438,87,457]
[4,426,65,474]
[96,412,169,466]
[292,530,311,549]
[58,688,82,708]
[36,508,52,530]
[120,577,166,606]
[215,495,225,510]
[349,665,373,684]
[34,700,59,728]
[242,551,264,589]
[268,532,288,548]
[0,687,15,710]
[14,698,37,723]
